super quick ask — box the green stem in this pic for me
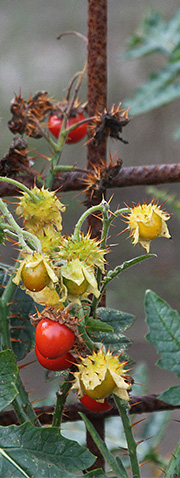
[73,200,109,241]
[79,412,127,478]
[45,115,69,190]
[44,152,63,189]
[0,199,42,253]
[52,373,72,428]
[12,375,41,426]
[114,396,141,478]
[54,164,75,173]
[0,177,39,201]
[77,306,95,353]
[109,207,130,224]
[0,299,13,350]
[100,254,156,295]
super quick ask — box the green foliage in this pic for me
[164,439,180,477]
[84,470,110,478]
[147,186,180,219]
[0,264,41,361]
[90,307,134,355]
[85,315,114,333]
[159,385,180,405]
[9,286,39,361]
[0,350,18,411]
[0,422,95,478]
[124,60,180,115]
[124,10,180,59]
[0,219,5,244]
[80,412,128,478]
[145,289,180,377]
[123,9,180,135]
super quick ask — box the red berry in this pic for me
[80,394,112,413]
[48,112,87,143]
[35,345,75,371]
[35,318,75,359]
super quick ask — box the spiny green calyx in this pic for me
[15,186,66,233]
[57,232,106,272]
[72,349,131,401]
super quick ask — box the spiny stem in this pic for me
[77,305,95,353]
[0,199,42,253]
[114,396,141,478]
[12,375,41,426]
[52,374,72,428]
[73,200,109,241]
[0,177,39,201]
[108,207,130,224]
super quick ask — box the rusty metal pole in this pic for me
[87,0,107,237]
[86,0,107,471]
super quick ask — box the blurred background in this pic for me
[0,1,180,475]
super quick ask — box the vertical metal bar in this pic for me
[86,0,107,471]
[87,0,107,238]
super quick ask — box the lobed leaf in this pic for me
[0,422,95,478]
[124,60,180,115]
[145,290,180,378]
[85,316,114,333]
[123,10,180,60]
[90,307,134,356]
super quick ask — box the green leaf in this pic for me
[79,412,128,478]
[145,290,180,378]
[103,254,156,288]
[0,422,95,478]
[141,410,170,449]
[147,186,180,219]
[124,60,180,115]
[90,307,134,355]
[131,361,149,396]
[0,264,40,361]
[164,439,180,477]
[123,10,180,60]
[9,287,42,361]
[0,350,18,411]
[85,316,114,332]
[159,385,180,405]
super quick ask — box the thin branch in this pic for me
[1,394,179,426]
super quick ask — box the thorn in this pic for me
[11,338,27,343]
[27,388,38,393]
[132,418,146,428]
[130,400,142,408]
[139,459,150,467]
[10,326,24,330]
[137,436,153,446]
[31,398,46,405]
[18,360,36,370]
